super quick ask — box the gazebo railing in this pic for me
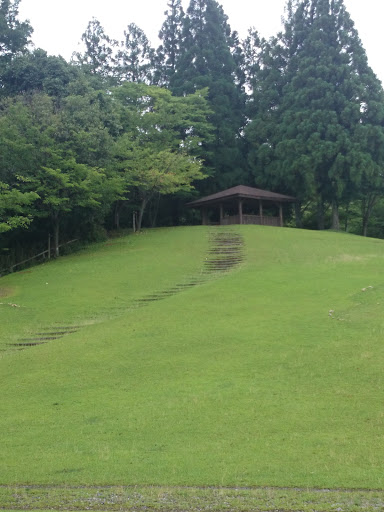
[221,215,280,226]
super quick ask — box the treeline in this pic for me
[1,0,384,269]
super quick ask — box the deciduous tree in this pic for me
[0,181,37,234]
[112,82,211,230]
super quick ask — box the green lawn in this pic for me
[1,225,384,498]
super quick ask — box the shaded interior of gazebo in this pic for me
[187,185,296,227]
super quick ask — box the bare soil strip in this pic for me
[1,484,384,512]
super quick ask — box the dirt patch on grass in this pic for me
[327,254,367,263]
[0,286,13,298]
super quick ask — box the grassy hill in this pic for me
[1,225,384,508]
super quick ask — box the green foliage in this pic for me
[157,0,185,85]
[1,49,81,97]
[0,91,123,256]
[0,181,37,233]
[171,0,247,191]
[112,82,211,229]
[115,23,156,84]
[0,0,32,68]
[246,0,384,231]
[73,18,118,79]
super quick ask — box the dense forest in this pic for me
[1,0,384,271]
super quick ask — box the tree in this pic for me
[157,0,185,86]
[0,0,32,67]
[57,84,118,168]
[357,123,384,236]
[1,49,81,98]
[115,23,155,84]
[0,91,123,254]
[171,0,247,191]
[112,82,212,230]
[29,160,108,256]
[117,144,205,231]
[246,0,384,230]
[239,28,265,95]
[0,181,37,234]
[73,18,117,79]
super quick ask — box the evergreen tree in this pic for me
[157,0,184,86]
[239,28,265,95]
[247,0,384,230]
[115,23,155,84]
[73,18,117,79]
[0,0,32,89]
[171,0,247,192]
[0,0,31,59]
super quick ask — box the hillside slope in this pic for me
[1,225,384,489]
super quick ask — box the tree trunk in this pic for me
[331,199,340,230]
[137,198,148,232]
[317,199,325,230]
[53,213,60,257]
[361,195,377,237]
[114,201,121,229]
[150,193,161,228]
[344,203,350,232]
[294,202,303,228]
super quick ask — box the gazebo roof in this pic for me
[186,185,296,207]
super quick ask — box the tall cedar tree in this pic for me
[115,23,156,84]
[73,18,117,79]
[247,0,384,231]
[171,0,247,192]
[157,0,185,86]
[0,0,32,89]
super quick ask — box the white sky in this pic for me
[18,0,384,84]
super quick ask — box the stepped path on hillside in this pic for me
[6,228,245,351]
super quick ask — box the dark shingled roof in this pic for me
[186,185,296,207]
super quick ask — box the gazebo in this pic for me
[186,185,296,227]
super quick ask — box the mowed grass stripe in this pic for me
[0,226,384,491]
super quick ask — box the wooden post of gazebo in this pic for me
[238,199,243,224]
[259,200,263,223]
[202,207,208,226]
[219,203,224,224]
